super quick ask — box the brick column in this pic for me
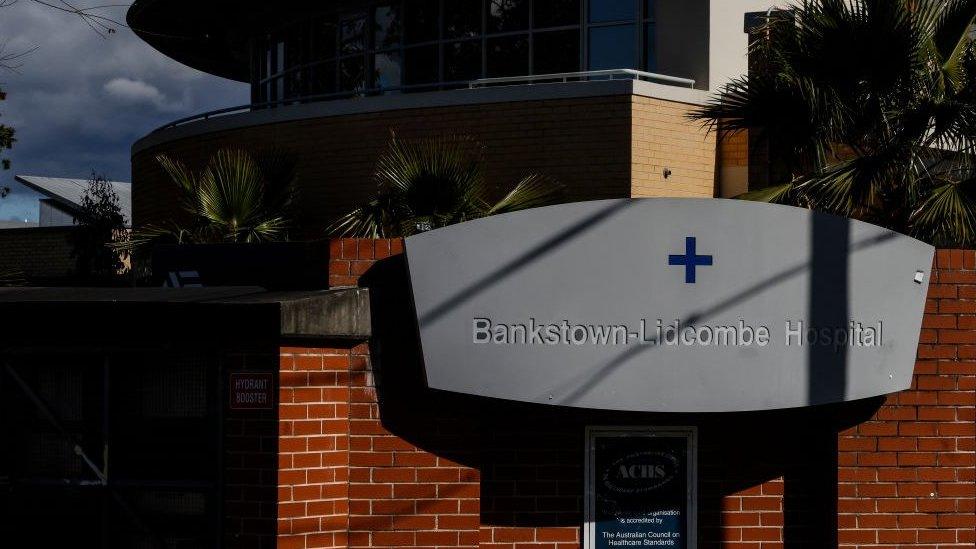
[278,346,356,549]
[838,250,976,547]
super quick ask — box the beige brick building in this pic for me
[127,0,773,238]
[132,81,735,238]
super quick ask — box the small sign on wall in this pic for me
[585,427,697,549]
[229,372,274,410]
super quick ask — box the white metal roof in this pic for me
[14,175,132,225]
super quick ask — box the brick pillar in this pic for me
[278,346,356,549]
[838,250,976,547]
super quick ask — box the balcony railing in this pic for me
[149,69,696,134]
[468,69,696,88]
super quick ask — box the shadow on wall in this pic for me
[358,254,883,548]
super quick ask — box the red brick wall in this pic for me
[268,240,975,548]
[837,249,976,548]
[328,239,403,288]
[278,345,364,549]
[223,349,280,549]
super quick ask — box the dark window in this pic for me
[311,18,337,61]
[284,27,306,70]
[339,56,366,91]
[589,0,636,23]
[249,0,673,102]
[309,61,337,95]
[642,0,655,71]
[273,40,285,74]
[534,29,579,74]
[643,22,656,72]
[374,4,403,50]
[374,51,403,88]
[645,0,655,18]
[534,0,581,28]
[284,69,304,99]
[445,0,483,39]
[489,0,530,33]
[340,15,366,54]
[588,24,636,70]
[405,45,439,84]
[406,0,440,44]
[445,40,483,81]
[487,34,529,77]
[275,76,285,100]
[258,44,274,80]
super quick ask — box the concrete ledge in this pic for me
[132,80,711,154]
[0,286,372,346]
[260,288,371,340]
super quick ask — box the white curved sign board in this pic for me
[404,199,934,412]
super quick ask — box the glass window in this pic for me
[311,19,337,61]
[589,0,636,23]
[374,5,403,50]
[489,0,530,33]
[533,29,579,74]
[374,51,403,89]
[643,22,656,72]
[275,76,285,100]
[487,34,529,77]
[406,0,439,44]
[445,40,483,81]
[284,27,306,70]
[339,56,366,91]
[534,0,581,28]
[274,40,285,74]
[340,15,366,54]
[445,0,482,39]
[308,62,337,95]
[260,44,271,80]
[405,45,439,84]
[588,24,636,70]
[284,69,304,99]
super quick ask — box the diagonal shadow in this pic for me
[547,229,897,406]
[418,200,637,327]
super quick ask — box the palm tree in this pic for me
[691,0,976,247]
[327,133,562,238]
[131,149,295,247]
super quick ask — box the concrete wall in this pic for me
[708,0,782,91]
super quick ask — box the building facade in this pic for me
[64,3,973,549]
[2,240,971,548]
[127,0,773,236]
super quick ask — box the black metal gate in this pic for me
[0,350,221,548]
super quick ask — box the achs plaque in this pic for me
[585,427,696,549]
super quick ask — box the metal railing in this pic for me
[469,69,696,88]
[149,69,696,134]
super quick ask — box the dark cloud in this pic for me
[0,1,248,221]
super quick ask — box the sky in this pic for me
[0,1,248,222]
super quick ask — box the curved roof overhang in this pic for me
[127,0,329,82]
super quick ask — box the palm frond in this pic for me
[325,193,399,238]
[910,177,976,246]
[736,182,800,205]
[330,133,560,237]
[136,149,295,250]
[930,0,976,77]
[488,174,564,215]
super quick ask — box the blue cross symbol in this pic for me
[668,237,713,283]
